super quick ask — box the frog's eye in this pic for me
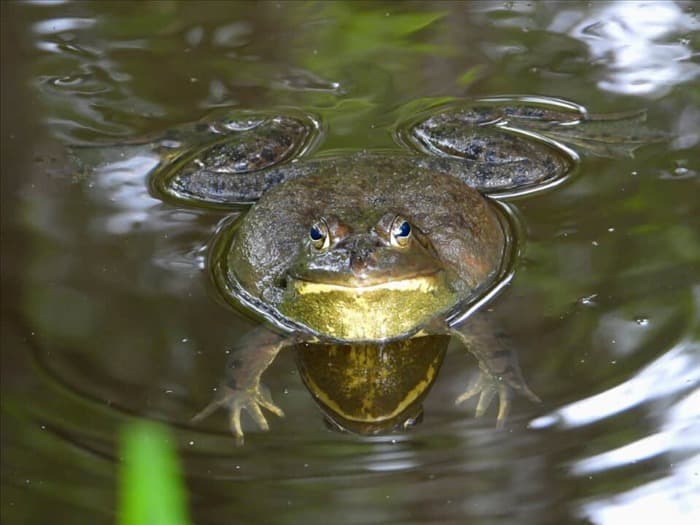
[309,221,330,250]
[390,217,412,247]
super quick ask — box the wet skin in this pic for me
[296,335,451,435]
[143,97,655,441]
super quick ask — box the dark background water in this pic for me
[1,1,698,524]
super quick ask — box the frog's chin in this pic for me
[279,272,457,341]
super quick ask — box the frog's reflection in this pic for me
[295,335,450,435]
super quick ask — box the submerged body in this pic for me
[137,97,655,440]
[297,335,451,434]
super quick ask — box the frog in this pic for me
[124,95,655,442]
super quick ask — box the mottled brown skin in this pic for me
[185,104,569,442]
[193,153,528,440]
[165,99,653,441]
[230,153,504,316]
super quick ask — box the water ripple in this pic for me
[530,337,700,429]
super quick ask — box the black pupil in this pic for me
[396,221,411,237]
[310,225,324,241]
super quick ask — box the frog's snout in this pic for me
[350,252,373,276]
[344,236,381,277]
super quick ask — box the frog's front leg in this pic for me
[192,328,302,443]
[440,315,539,427]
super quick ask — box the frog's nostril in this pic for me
[350,255,369,275]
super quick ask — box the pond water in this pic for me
[1,1,699,524]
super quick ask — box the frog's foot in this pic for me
[192,383,284,444]
[152,112,320,207]
[455,370,540,428]
[455,372,510,427]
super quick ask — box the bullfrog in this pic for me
[138,96,653,441]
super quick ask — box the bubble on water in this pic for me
[579,293,598,307]
[185,26,203,47]
[213,21,252,48]
[221,118,264,132]
[159,139,182,149]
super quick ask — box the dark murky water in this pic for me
[2,1,699,524]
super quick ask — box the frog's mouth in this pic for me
[290,272,443,295]
[280,270,457,341]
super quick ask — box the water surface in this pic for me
[2,1,698,524]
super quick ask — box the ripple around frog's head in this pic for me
[208,181,521,342]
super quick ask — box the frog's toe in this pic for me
[475,382,500,419]
[241,395,270,433]
[494,383,511,429]
[258,384,285,418]
[226,398,246,442]
[455,375,485,406]
[455,373,512,427]
[192,384,284,443]
[455,372,496,408]
[191,396,224,424]
[517,381,541,403]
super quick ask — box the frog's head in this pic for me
[279,211,459,341]
[226,160,506,343]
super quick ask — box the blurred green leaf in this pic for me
[302,5,450,72]
[456,65,486,88]
[119,422,191,525]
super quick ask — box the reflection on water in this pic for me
[561,1,700,97]
[532,332,700,523]
[2,1,699,524]
[532,337,699,429]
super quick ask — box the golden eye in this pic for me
[309,220,330,250]
[390,216,412,247]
